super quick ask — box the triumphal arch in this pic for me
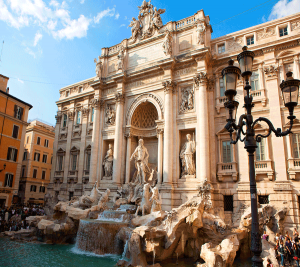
[50,1,300,225]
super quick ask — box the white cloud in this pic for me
[80,0,85,3]
[115,13,119,19]
[34,32,42,46]
[17,78,24,83]
[268,0,300,20]
[120,24,125,27]
[53,15,90,40]
[49,0,59,7]
[0,0,23,28]
[47,19,57,30]
[94,7,115,23]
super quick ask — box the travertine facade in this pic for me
[49,2,300,227]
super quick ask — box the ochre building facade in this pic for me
[0,74,32,207]
[49,3,300,227]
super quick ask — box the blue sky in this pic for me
[0,0,299,125]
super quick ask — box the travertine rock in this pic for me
[131,211,166,227]
[38,219,55,230]
[65,206,90,220]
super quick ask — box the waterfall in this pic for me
[121,240,129,260]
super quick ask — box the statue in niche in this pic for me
[196,20,206,45]
[180,134,196,177]
[105,105,115,125]
[180,87,194,112]
[130,139,151,184]
[94,56,103,79]
[152,7,165,29]
[103,144,113,179]
[117,46,125,70]
[150,186,162,213]
[162,30,172,56]
[129,17,141,41]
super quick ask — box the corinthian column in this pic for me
[112,92,124,186]
[294,55,300,79]
[162,80,175,185]
[194,73,210,182]
[157,128,163,184]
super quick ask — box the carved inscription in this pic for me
[174,67,195,77]
[126,76,163,90]
[103,88,116,96]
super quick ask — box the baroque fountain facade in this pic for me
[29,1,300,266]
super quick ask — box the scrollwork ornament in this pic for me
[194,72,207,87]
[115,92,125,103]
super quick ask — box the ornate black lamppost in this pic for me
[222,46,300,267]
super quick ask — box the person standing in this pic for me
[293,243,300,267]
[278,241,285,267]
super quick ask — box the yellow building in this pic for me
[19,120,55,205]
[0,74,32,207]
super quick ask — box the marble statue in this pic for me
[152,7,165,29]
[135,183,152,216]
[196,20,206,45]
[180,87,194,112]
[180,134,196,176]
[129,17,141,41]
[117,46,125,70]
[162,30,172,56]
[150,186,162,213]
[98,188,110,210]
[105,105,115,125]
[94,56,103,79]
[130,139,151,184]
[103,144,113,178]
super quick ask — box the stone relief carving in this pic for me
[129,0,165,43]
[180,86,194,112]
[82,107,89,118]
[264,65,278,78]
[162,80,177,93]
[292,20,300,31]
[94,56,103,79]
[162,30,172,56]
[180,134,196,177]
[196,19,206,45]
[103,144,113,179]
[105,104,116,125]
[257,27,276,40]
[117,46,125,71]
[115,92,124,103]
[90,98,99,108]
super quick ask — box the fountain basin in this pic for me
[76,219,129,255]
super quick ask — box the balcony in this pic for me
[217,162,238,182]
[255,160,274,180]
[287,158,300,180]
[73,124,82,138]
[69,170,78,176]
[55,171,63,177]
[67,177,78,184]
[215,96,228,114]
[54,177,63,184]
[249,89,267,107]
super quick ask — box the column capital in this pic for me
[294,54,299,61]
[68,110,75,120]
[156,128,164,136]
[264,65,279,80]
[162,80,176,94]
[55,113,62,124]
[82,107,89,118]
[194,72,215,91]
[115,92,125,103]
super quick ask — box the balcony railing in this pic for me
[175,15,195,29]
[217,162,238,182]
[255,160,273,180]
[287,158,300,179]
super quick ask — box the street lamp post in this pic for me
[222,46,300,267]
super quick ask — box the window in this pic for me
[34,152,40,162]
[7,147,18,162]
[284,63,293,74]
[63,114,67,127]
[42,154,47,163]
[21,166,26,178]
[219,78,225,97]
[79,87,83,93]
[250,71,260,91]
[279,26,288,37]
[222,141,232,163]
[66,91,69,97]
[4,174,13,187]
[72,154,77,171]
[12,125,19,139]
[23,151,28,160]
[91,107,94,122]
[14,105,23,120]
[44,139,49,147]
[224,195,234,212]
[58,155,64,171]
[30,185,37,192]
[246,36,254,46]
[218,43,225,54]
[293,134,300,158]
[258,195,269,204]
[40,186,45,193]
[33,169,37,178]
[26,136,29,144]
[86,153,91,171]
[69,192,74,201]
[76,111,81,125]
[42,170,46,180]
[37,137,41,145]
[256,139,265,161]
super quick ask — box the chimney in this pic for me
[6,87,9,94]
[0,74,9,92]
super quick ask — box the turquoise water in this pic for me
[0,237,252,267]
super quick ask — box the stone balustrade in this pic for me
[217,162,238,182]
[255,160,274,180]
[175,15,195,29]
[287,158,300,180]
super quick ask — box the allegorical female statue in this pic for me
[103,144,113,178]
[180,134,196,177]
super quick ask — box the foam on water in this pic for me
[70,246,121,260]
[96,214,125,222]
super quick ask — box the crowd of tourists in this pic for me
[263,228,300,267]
[0,204,44,233]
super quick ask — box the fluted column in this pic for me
[194,73,210,182]
[50,112,61,183]
[90,99,101,184]
[125,134,132,184]
[96,101,105,184]
[162,80,175,185]
[293,55,300,79]
[157,129,163,184]
[258,63,265,90]
[112,92,125,186]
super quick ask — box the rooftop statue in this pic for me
[94,56,103,79]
